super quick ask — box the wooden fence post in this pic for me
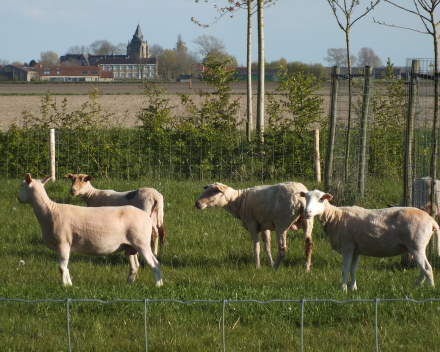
[49,129,56,181]
[325,66,339,191]
[357,66,373,197]
[314,129,321,182]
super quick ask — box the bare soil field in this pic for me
[0,82,332,131]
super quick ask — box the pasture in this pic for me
[1,177,440,351]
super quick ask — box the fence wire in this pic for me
[1,297,439,352]
[0,129,322,183]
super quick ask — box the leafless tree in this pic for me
[375,0,440,216]
[324,47,357,66]
[40,51,59,66]
[357,47,383,67]
[150,44,165,58]
[89,40,116,55]
[114,43,127,55]
[326,0,380,182]
[0,59,10,66]
[65,45,90,55]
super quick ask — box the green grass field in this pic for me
[1,177,440,351]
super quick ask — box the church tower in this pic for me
[126,24,149,58]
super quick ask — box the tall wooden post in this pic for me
[404,60,419,207]
[314,129,321,182]
[49,129,56,181]
[357,66,373,197]
[325,66,339,191]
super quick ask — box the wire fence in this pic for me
[1,297,439,352]
[0,128,323,183]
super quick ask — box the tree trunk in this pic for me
[247,0,253,142]
[344,23,352,183]
[257,0,265,139]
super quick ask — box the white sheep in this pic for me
[18,173,163,287]
[300,189,440,291]
[195,182,314,270]
[65,173,165,256]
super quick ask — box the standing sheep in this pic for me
[18,173,163,287]
[301,189,440,291]
[65,173,165,255]
[195,182,314,270]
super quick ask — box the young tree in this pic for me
[175,35,199,78]
[149,44,165,58]
[375,1,440,215]
[157,49,176,81]
[357,47,383,67]
[326,0,380,182]
[39,51,59,65]
[65,45,90,54]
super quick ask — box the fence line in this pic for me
[2,297,439,352]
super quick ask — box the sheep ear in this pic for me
[299,191,306,198]
[84,175,93,182]
[25,173,32,184]
[218,185,227,193]
[203,184,212,190]
[321,193,333,202]
[65,173,72,179]
[41,175,52,185]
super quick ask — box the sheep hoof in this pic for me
[156,279,163,287]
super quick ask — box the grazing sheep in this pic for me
[65,173,165,255]
[195,182,314,270]
[300,189,440,291]
[18,173,163,287]
[391,176,440,215]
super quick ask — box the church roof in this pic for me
[131,24,145,43]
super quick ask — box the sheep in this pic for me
[195,182,314,270]
[18,173,163,287]
[300,189,440,291]
[65,173,165,256]
[391,176,440,215]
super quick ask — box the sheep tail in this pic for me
[154,193,165,245]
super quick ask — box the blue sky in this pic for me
[0,0,436,67]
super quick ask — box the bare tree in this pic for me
[326,0,380,182]
[65,45,90,55]
[150,44,165,58]
[175,35,199,77]
[114,43,127,55]
[0,59,10,66]
[357,47,383,67]
[324,47,357,66]
[89,40,116,55]
[375,1,440,216]
[40,51,59,66]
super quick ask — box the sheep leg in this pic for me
[341,250,354,292]
[251,232,261,269]
[151,224,159,256]
[126,253,140,284]
[261,230,274,267]
[303,217,314,272]
[349,254,360,291]
[412,250,434,287]
[137,246,163,287]
[57,247,72,286]
[273,231,288,270]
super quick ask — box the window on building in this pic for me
[151,72,156,78]
[82,71,88,75]
[120,65,126,71]
[133,72,139,78]
[133,65,139,70]
[144,65,149,70]
[92,71,98,74]
[114,66,119,71]
[114,72,119,78]
[120,72,125,78]
[144,72,149,78]
[127,72,132,78]
[109,66,113,71]
[103,65,108,71]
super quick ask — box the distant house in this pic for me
[0,64,39,81]
[97,57,157,80]
[39,66,113,82]
[331,66,404,80]
[178,75,192,83]
[58,24,156,80]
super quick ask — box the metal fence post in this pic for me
[66,298,71,352]
[375,298,379,352]
[222,299,226,352]
[301,298,305,352]
[144,298,148,352]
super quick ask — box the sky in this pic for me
[0,0,437,68]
